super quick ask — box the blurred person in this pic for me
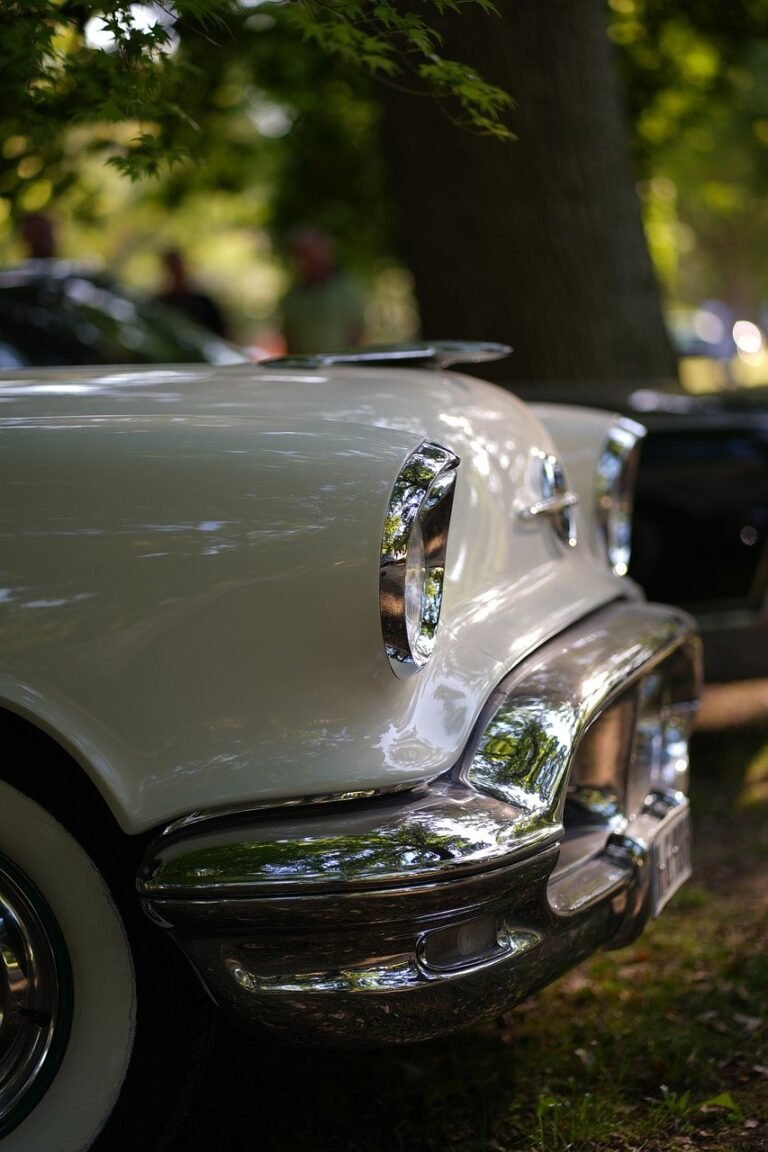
[19,213,57,260]
[280,227,366,355]
[158,248,229,338]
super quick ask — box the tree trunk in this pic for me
[379,0,677,390]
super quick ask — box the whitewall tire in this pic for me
[0,778,210,1151]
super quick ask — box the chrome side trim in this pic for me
[162,781,426,838]
[380,440,459,677]
[261,340,512,371]
[140,602,699,901]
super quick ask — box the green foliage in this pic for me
[0,0,511,224]
[140,4,395,271]
[285,1,513,139]
[6,0,768,320]
[1,2,228,178]
[610,0,768,172]
[608,1,768,307]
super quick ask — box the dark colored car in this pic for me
[0,261,246,368]
[514,374,768,682]
[629,391,768,614]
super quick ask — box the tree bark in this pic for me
[379,0,677,389]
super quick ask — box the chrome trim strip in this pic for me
[162,781,426,838]
[380,440,459,677]
[140,781,563,898]
[261,341,512,371]
[519,492,579,520]
[143,849,559,932]
[222,922,544,997]
[140,602,699,901]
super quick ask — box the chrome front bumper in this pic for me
[139,601,700,1045]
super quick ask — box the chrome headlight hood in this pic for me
[380,441,460,677]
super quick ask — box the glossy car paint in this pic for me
[0,364,627,832]
[516,378,768,636]
[532,403,641,569]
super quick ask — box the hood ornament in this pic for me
[261,341,512,371]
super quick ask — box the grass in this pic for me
[171,730,768,1152]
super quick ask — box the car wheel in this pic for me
[0,778,212,1151]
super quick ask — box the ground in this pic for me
[170,727,768,1152]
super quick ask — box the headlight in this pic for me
[595,417,646,576]
[380,441,460,677]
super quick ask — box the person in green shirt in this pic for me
[280,228,366,355]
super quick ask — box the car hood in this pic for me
[0,361,631,830]
[0,361,537,438]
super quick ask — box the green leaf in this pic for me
[699,1091,744,1121]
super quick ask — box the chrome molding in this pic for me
[521,492,579,520]
[226,923,543,997]
[379,440,459,677]
[548,856,630,915]
[141,602,699,900]
[520,452,578,547]
[261,340,512,371]
[139,601,700,1046]
[162,780,424,838]
[463,602,698,817]
[595,417,646,576]
[141,781,561,898]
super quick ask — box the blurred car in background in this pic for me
[626,384,768,682]
[516,339,768,683]
[627,391,767,612]
[0,260,246,368]
[667,304,768,394]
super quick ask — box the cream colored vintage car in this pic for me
[0,343,699,1151]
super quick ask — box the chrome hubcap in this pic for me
[0,855,69,1133]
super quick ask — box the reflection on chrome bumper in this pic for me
[139,601,700,1046]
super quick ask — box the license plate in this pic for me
[652,803,692,916]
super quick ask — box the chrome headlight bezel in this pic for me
[380,441,460,677]
[595,417,646,577]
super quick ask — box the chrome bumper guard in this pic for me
[139,601,700,1045]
